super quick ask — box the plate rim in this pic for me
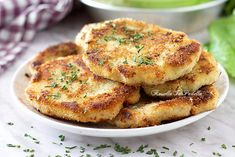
[11,59,229,137]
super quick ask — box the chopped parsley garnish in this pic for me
[45,82,58,88]
[180,154,185,157]
[173,150,178,156]
[93,144,111,150]
[192,151,197,154]
[61,72,66,76]
[132,55,153,65]
[65,146,77,150]
[207,126,211,130]
[83,94,87,98]
[104,36,111,41]
[109,154,114,157]
[123,59,128,64]
[130,33,143,42]
[61,85,68,90]
[232,145,235,147]
[139,56,153,65]
[51,82,58,88]
[162,146,169,150]
[98,59,104,65]
[87,144,91,147]
[122,26,129,33]
[104,36,114,42]
[6,144,21,148]
[7,122,14,125]
[147,31,153,36]
[213,152,222,156]
[50,92,61,99]
[221,144,227,149]
[135,45,144,53]
[52,142,63,146]
[67,63,73,68]
[117,38,127,45]
[70,71,77,82]
[58,135,65,141]
[132,55,137,62]
[24,133,40,144]
[201,138,206,142]
[23,149,35,152]
[114,143,131,154]
[80,146,85,153]
[136,144,148,153]
[189,143,194,146]
[96,154,102,157]
[146,149,159,157]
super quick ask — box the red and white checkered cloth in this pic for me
[0,0,73,74]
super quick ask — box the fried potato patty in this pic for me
[143,51,219,97]
[29,42,81,73]
[111,85,219,128]
[78,18,202,85]
[75,23,96,49]
[25,55,140,123]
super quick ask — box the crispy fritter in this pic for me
[25,55,140,123]
[75,23,96,49]
[29,42,81,73]
[111,85,219,128]
[78,18,202,85]
[143,51,219,97]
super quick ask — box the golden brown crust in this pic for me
[111,85,219,128]
[143,51,219,97]
[191,85,219,115]
[29,42,81,74]
[166,41,200,66]
[75,23,96,49]
[78,18,201,85]
[25,55,140,123]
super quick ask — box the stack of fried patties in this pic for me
[25,18,220,128]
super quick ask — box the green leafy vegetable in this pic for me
[224,0,235,15]
[98,0,211,8]
[208,15,235,77]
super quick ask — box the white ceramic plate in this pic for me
[11,60,229,137]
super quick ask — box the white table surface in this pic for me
[0,9,235,157]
